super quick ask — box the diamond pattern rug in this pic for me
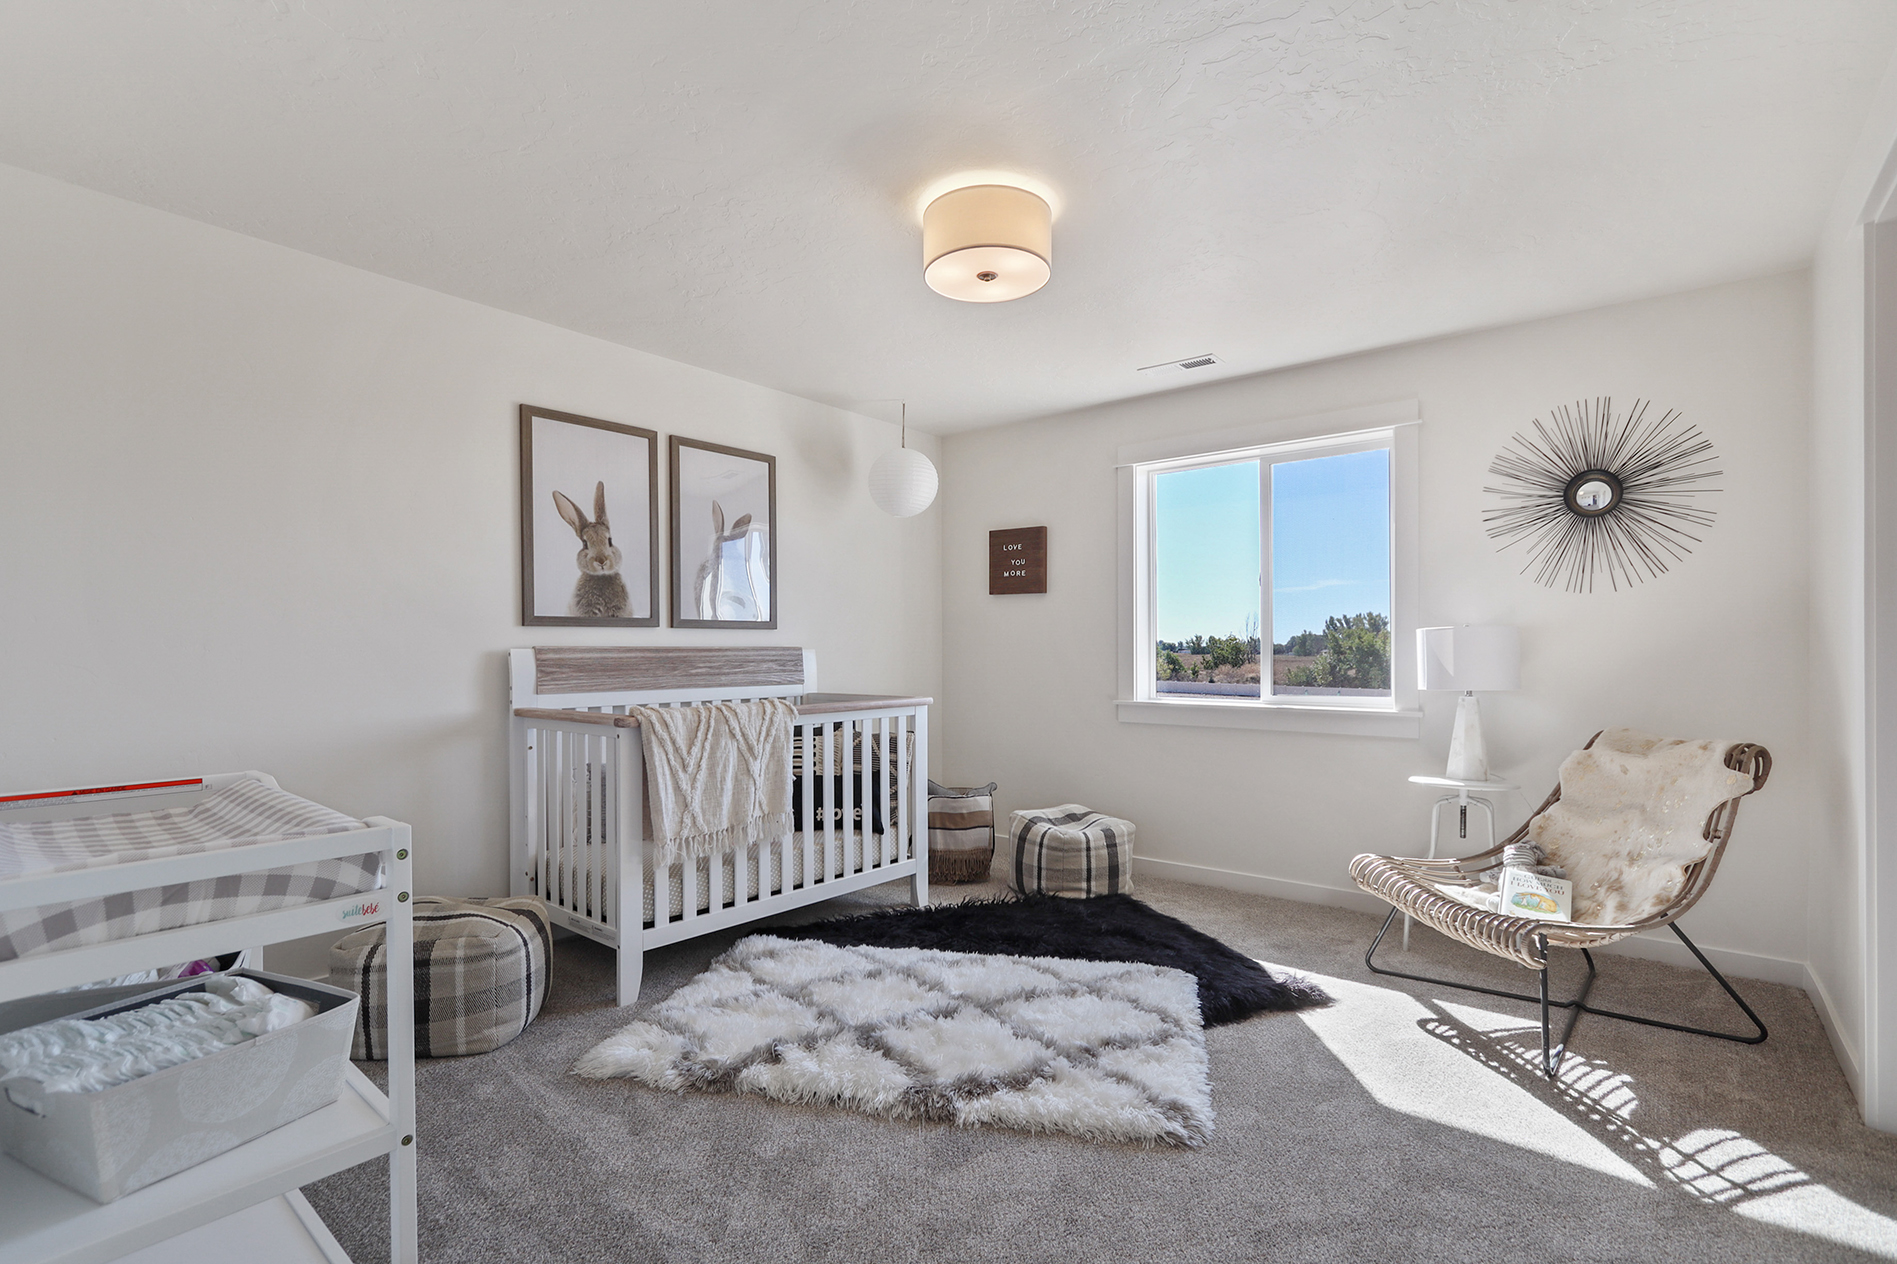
[573,935,1214,1147]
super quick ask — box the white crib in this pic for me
[508,646,930,1005]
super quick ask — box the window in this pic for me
[1118,401,1419,736]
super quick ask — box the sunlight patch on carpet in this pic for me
[1289,963,1897,1259]
[1284,966,1653,1185]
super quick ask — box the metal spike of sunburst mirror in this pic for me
[1482,397,1721,593]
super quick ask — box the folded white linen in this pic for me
[0,976,314,1100]
[631,699,795,863]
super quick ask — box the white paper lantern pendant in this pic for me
[869,403,938,517]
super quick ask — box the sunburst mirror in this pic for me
[1483,398,1721,593]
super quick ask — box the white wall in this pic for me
[941,272,1813,977]
[1808,48,1897,1126]
[1809,188,1873,1104]
[0,164,942,914]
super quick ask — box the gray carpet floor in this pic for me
[303,875,1897,1263]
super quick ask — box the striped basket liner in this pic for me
[927,780,997,885]
[1005,805,1135,898]
[330,895,554,1059]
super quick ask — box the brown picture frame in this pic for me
[670,435,778,630]
[519,405,661,627]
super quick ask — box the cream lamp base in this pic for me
[1445,692,1489,782]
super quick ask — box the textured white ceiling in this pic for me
[1,2,1892,432]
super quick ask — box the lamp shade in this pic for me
[869,447,938,517]
[1417,625,1520,692]
[922,184,1051,302]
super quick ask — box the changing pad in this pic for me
[0,779,384,962]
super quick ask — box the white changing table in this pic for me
[0,772,417,1264]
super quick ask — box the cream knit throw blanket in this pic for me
[1531,728,1749,926]
[631,700,795,863]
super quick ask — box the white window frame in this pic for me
[1116,399,1422,738]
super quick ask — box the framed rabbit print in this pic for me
[670,435,777,629]
[519,405,660,627]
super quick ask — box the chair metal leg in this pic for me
[1537,955,1551,1069]
[1535,938,1596,1080]
[1364,909,1761,1077]
[1574,923,1768,1045]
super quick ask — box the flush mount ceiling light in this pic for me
[922,183,1052,302]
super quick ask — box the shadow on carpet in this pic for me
[773,892,1331,1025]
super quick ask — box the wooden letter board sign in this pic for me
[989,526,1047,594]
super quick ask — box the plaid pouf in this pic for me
[330,895,553,1059]
[1005,805,1135,898]
[928,780,998,885]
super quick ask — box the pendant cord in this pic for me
[901,402,907,449]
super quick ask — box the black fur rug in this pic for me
[773,893,1331,1026]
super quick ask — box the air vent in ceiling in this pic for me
[1137,353,1223,377]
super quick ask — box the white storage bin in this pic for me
[0,970,358,1203]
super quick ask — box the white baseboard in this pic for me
[1134,854,1806,986]
[1134,854,1388,916]
[1804,962,1866,1103]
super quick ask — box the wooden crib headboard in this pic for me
[508,646,815,709]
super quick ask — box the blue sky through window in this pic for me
[1272,449,1389,642]
[1154,449,1389,645]
[1155,460,1259,645]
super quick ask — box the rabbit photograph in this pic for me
[670,436,776,629]
[519,406,658,626]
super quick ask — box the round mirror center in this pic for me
[1575,480,1614,512]
[1564,470,1623,517]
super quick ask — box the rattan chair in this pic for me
[1350,735,1772,1079]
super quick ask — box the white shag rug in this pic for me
[573,935,1214,1147]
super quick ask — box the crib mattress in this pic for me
[0,778,385,963]
[644,831,914,924]
[534,830,909,927]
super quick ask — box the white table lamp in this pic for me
[1417,625,1520,782]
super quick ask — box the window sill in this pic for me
[1115,698,1422,738]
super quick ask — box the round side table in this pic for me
[1403,775,1518,949]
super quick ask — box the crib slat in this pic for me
[590,732,604,919]
[579,732,591,917]
[823,722,836,884]
[873,716,886,869]
[801,726,815,891]
[564,730,578,911]
[881,715,893,868]
[549,728,560,900]
[568,731,581,913]
[534,727,548,901]
[897,714,910,866]
[683,850,699,921]
[843,718,857,875]
[603,734,617,930]
[653,847,669,927]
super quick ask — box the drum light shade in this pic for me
[1416,625,1521,693]
[922,184,1052,302]
[869,447,938,517]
